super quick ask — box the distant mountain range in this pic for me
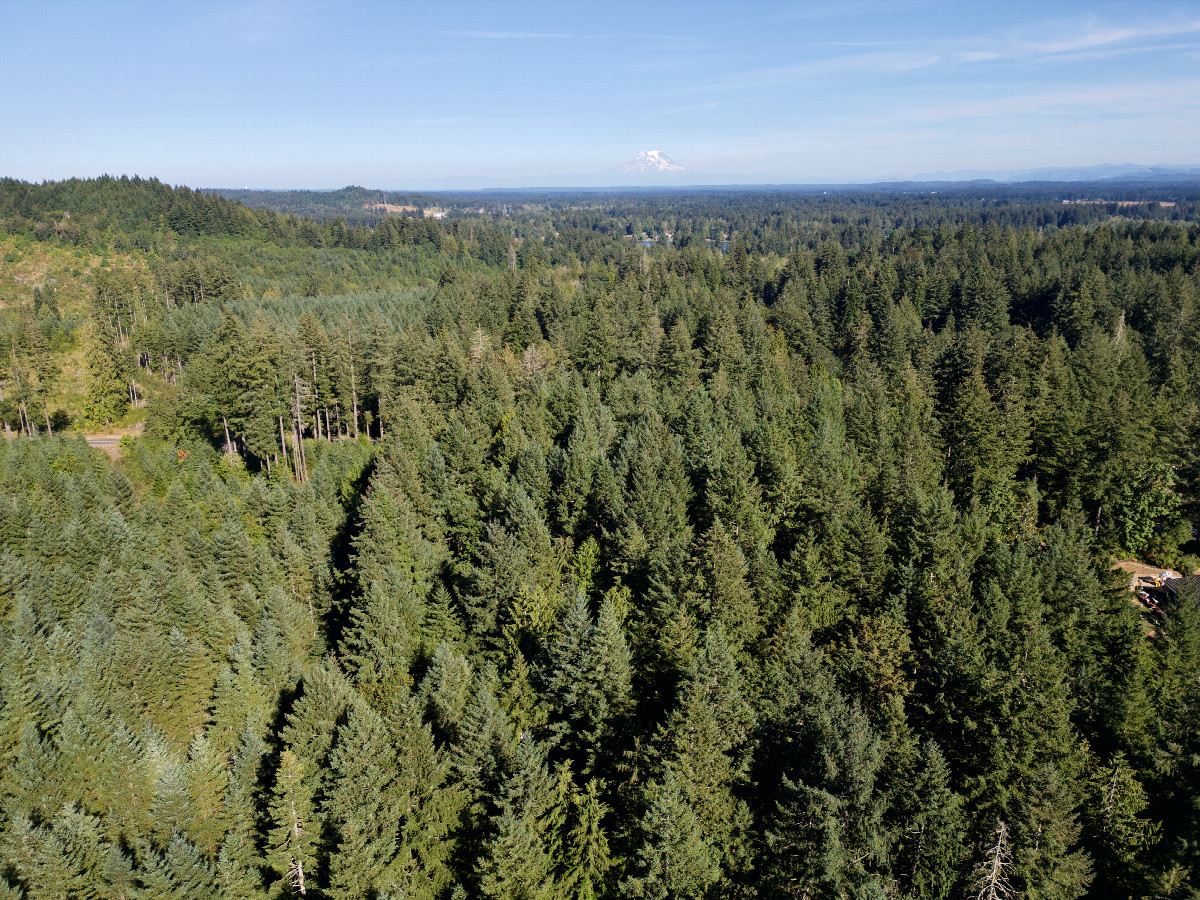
[207,163,1200,198]
[602,161,1200,186]
[899,163,1200,183]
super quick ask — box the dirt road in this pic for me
[84,434,123,457]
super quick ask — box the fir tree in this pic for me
[475,736,557,900]
[323,700,404,900]
[81,320,129,426]
[561,778,611,900]
[268,748,319,897]
[622,770,720,900]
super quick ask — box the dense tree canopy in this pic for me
[0,176,1198,899]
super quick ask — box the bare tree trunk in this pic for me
[346,323,360,440]
[9,345,28,437]
[288,851,306,896]
[292,421,305,482]
[310,350,321,439]
[279,416,290,476]
[293,372,305,438]
[293,374,309,481]
[42,401,52,436]
[222,416,234,456]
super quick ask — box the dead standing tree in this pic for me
[973,820,1018,900]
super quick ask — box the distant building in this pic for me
[1145,574,1200,609]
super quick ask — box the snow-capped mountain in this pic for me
[623,150,684,173]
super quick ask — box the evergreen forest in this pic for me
[0,175,1199,900]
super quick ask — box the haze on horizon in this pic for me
[2,0,1198,189]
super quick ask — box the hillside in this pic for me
[211,185,448,223]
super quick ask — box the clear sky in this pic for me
[2,0,1198,188]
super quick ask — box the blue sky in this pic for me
[2,0,1198,187]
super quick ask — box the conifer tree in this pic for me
[161,832,219,899]
[623,770,720,900]
[2,807,109,900]
[1084,752,1159,896]
[657,319,700,387]
[561,778,611,900]
[686,520,761,648]
[453,667,517,860]
[82,319,129,426]
[422,641,475,744]
[216,728,266,900]
[268,748,319,896]
[941,329,1005,505]
[662,625,753,870]
[544,591,634,777]
[391,711,464,900]
[323,700,404,900]
[181,731,228,854]
[893,742,967,900]
[760,612,887,899]
[1149,579,1200,893]
[475,736,558,900]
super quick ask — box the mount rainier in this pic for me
[623,150,685,173]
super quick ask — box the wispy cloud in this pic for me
[447,30,579,40]
[642,101,724,119]
[229,0,314,46]
[901,80,1200,124]
[824,40,918,47]
[764,1,930,25]
[1024,19,1200,56]
[683,13,1200,99]
[691,49,944,94]
[952,16,1200,63]
[442,29,696,42]
[651,71,1200,165]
